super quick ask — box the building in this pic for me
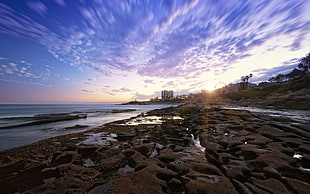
[161,90,173,101]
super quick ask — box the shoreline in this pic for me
[0,103,309,193]
[0,103,178,151]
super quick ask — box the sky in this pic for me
[0,0,310,103]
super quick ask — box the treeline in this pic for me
[268,53,310,83]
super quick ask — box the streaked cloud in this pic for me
[27,1,48,16]
[0,0,309,102]
[54,0,66,7]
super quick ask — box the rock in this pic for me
[77,146,97,158]
[283,177,310,193]
[51,151,82,166]
[134,143,154,156]
[58,163,100,175]
[168,178,183,192]
[41,167,61,180]
[158,149,177,163]
[243,182,270,194]
[218,153,238,164]
[186,175,239,194]
[107,159,174,194]
[1,156,13,164]
[0,159,25,178]
[117,164,135,175]
[223,160,251,181]
[0,164,47,194]
[128,151,147,168]
[231,179,253,194]
[97,153,126,173]
[192,162,223,176]
[249,177,290,193]
[116,132,136,141]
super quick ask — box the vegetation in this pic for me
[240,73,253,90]
[220,53,310,110]
[269,52,310,83]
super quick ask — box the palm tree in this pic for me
[249,73,253,82]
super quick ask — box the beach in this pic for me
[0,100,309,193]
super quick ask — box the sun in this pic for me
[205,84,216,92]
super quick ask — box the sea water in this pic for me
[0,103,175,150]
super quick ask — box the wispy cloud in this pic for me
[54,0,66,7]
[81,89,93,93]
[27,1,48,16]
[0,59,52,84]
[112,87,132,93]
[0,0,309,98]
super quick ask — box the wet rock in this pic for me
[192,162,223,176]
[250,177,290,193]
[51,151,82,166]
[218,152,238,164]
[25,175,89,193]
[244,182,270,194]
[277,166,310,184]
[127,150,147,168]
[134,143,154,156]
[1,156,13,164]
[158,149,177,163]
[116,132,136,141]
[97,153,126,173]
[41,167,61,180]
[117,164,135,175]
[223,160,251,181]
[135,158,164,172]
[283,177,310,194]
[231,179,253,194]
[168,178,183,192]
[107,159,174,194]
[186,175,238,194]
[0,159,25,178]
[0,164,47,194]
[77,145,97,158]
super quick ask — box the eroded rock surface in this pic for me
[0,103,309,193]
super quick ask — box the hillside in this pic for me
[221,74,310,110]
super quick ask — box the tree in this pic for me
[269,77,276,83]
[298,53,310,72]
[286,68,304,80]
[274,74,286,82]
[240,74,252,89]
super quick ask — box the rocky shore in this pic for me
[0,102,309,193]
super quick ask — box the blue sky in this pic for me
[0,0,310,103]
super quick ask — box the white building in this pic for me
[161,90,173,101]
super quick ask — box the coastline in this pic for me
[0,103,177,151]
[0,102,309,193]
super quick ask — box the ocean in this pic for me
[0,103,176,151]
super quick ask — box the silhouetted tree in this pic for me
[268,77,276,83]
[286,68,304,80]
[240,74,252,89]
[298,53,310,72]
[274,74,286,82]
